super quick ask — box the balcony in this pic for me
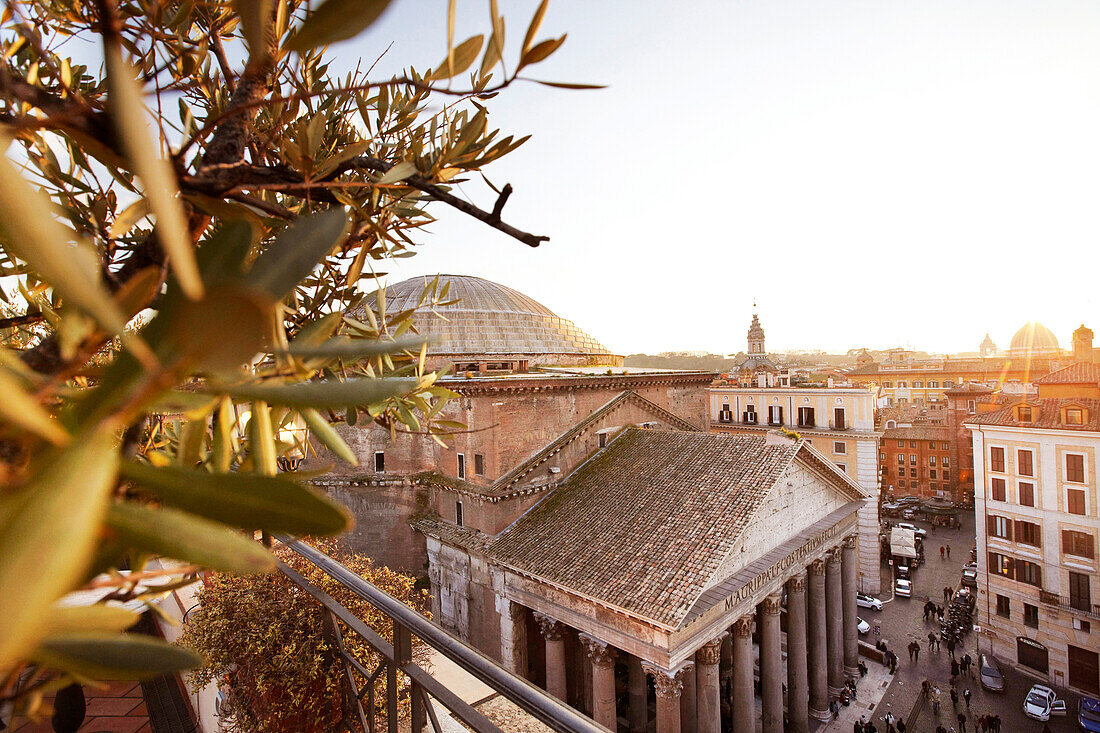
[828,421,850,431]
[274,536,607,732]
[1038,589,1100,621]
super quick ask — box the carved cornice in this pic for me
[787,573,807,593]
[579,634,616,668]
[696,637,723,666]
[534,612,564,641]
[807,559,827,577]
[732,615,754,637]
[643,665,685,699]
[762,592,784,616]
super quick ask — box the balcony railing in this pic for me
[274,536,607,733]
[1038,589,1100,620]
[828,421,849,431]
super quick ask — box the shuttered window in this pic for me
[1064,530,1095,559]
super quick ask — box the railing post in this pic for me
[389,620,412,733]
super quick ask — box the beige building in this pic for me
[967,360,1100,696]
[708,384,883,594]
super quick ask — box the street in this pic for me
[860,511,1083,733]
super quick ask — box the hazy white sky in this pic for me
[329,1,1100,356]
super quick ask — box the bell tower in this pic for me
[747,306,765,356]
[1073,324,1094,363]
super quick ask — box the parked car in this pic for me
[856,593,884,611]
[978,653,1004,693]
[857,617,870,635]
[1023,684,1067,721]
[895,522,927,539]
[901,508,915,520]
[1079,696,1100,733]
[898,495,921,506]
[895,578,912,598]
[895,564,911,580]
[961,567,978,588]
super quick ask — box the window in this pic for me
[1066,408,1084,425]
[991,478,1006,501]
[743,404,757,424]
[457,453,466,480]
[598,432,607,448]
[1068,488,1087,516]
[1016,560,1042,587]
[996,594,1011,618]
[833,408,846,429]
[930,381,939,388]
[910,468,917,478]
[929,442,937,450]
[1018,450,1034,477]
[1067,454,1086,483]
[1064,530,1095,559]
[899,480,907,488]
[989,515,1012,540]
[930,469,938,479]
[897,440,905,448]
[910,454,917,465]
[719,403,732,422]
[968,400,976,413]
[989,552,1013,578]
[834,441,846,455]
[1018,406,1033,422]
[1070,572,1092,612]
[911,441,918,449]
[1018,482,1035,507]
[944,380,954,388]
[990,447,1005,472]
[943,470,951,481]
[768,405,783,425]
[1015,520,1041,547]
[1023,603,1039,629]
[474,453,485,475]
[797,407,815,427]
[455,500,463,526]
[914,381,923,388]
[884,381,893,388]
[374,451,385,472]
[943,457,950,468]
[1074,618,1091,633]
[898,381,907,388]
[897,454,905,465]
[930,456,937,466]
[880,452,886,461]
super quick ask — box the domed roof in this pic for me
[1008,322,1061,355]
[358,275,616,361]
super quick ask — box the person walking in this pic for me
[855,717,865,733]
[951,658,960,679]
[950,687,959,707]
[940,545,945,560]
[957,712,967,733]
[947,638,956,660]
[963,688,971,709]
[928,631,936,651]
[946,544,951,559]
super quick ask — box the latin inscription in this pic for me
[723,523,843,611]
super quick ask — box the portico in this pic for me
[417,429,869,731]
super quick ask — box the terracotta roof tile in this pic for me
[964,398,1100,431]
[1032,362,1100,385]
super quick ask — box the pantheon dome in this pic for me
[1008,321,1061,357]
[356,275,621,368]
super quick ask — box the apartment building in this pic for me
[709,384,883,593]
[878,426,953,500]
[967,361,1100,696]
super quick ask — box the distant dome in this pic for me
[1008,322,1061,356]
[356,275,618,365]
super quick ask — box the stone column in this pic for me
[806,559,830,721]
[496,595,527,678]
[760,593,784,733]
[535,614,566,701]
[645,665,684,733]
[695,636,723,733]
[731,614,756,733]
[580,635,617,730]
[679,663,696,733]
[842,535,860,677]
[786,574,809,733]
[628,656,647,733]
[825,548,844,695]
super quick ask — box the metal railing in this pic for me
[1038,589,1100,620]
[274,536,608,733]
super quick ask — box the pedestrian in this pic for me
[855,717,865,733]
[992,714,1001,732]
[977,715,988,732]
[913,641,920,662]
[928,632,936,651]
[898,720,906,733]
[932,686,941,714]
[946,544,951,559]
[867,722,878,733]
[938,605,945,621]
[963,688,971,709]
[831,699,840,720]
[935,635,941,652]
[936,726,947,733]
[944,586,951,603]
[950,687,959,707]
[957,712,967,733]
[940,545,945,559]
[859,659,868,677]
[922,680,931,698]
[890,652,898,674]
[950,658,959,678]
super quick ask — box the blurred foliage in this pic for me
[0,0,577,712]
[179,539,430,733]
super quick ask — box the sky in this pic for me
[328,1,1099,356]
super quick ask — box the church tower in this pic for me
[1073,324,1095,363]
[979,333,996,358]
[747,309,765,355]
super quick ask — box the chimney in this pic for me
[1073,324,1094,363]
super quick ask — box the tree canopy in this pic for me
[0,0,580,714]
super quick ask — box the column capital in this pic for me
[807,558,826,576]
[643,664,685,700]
[579,634,616,668]
[696,636,724,666]
[732,614,754,637]
[826,546,843,564]
[787,572,807,593]
[534,612,564,641]
[843,533,858,549]
[762,592,783,616]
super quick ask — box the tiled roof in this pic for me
[413,516,496,554]
[964,398,1100,432]
[1033,362,1100,385]
[943,383,994,395]
[881,426,952,442]
[488,429,804,628]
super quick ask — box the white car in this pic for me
[895,578,912,598]
[895,522,927,539]
[857,617,870,634]
[1023,684,1067,721]
[856,593,884,611]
